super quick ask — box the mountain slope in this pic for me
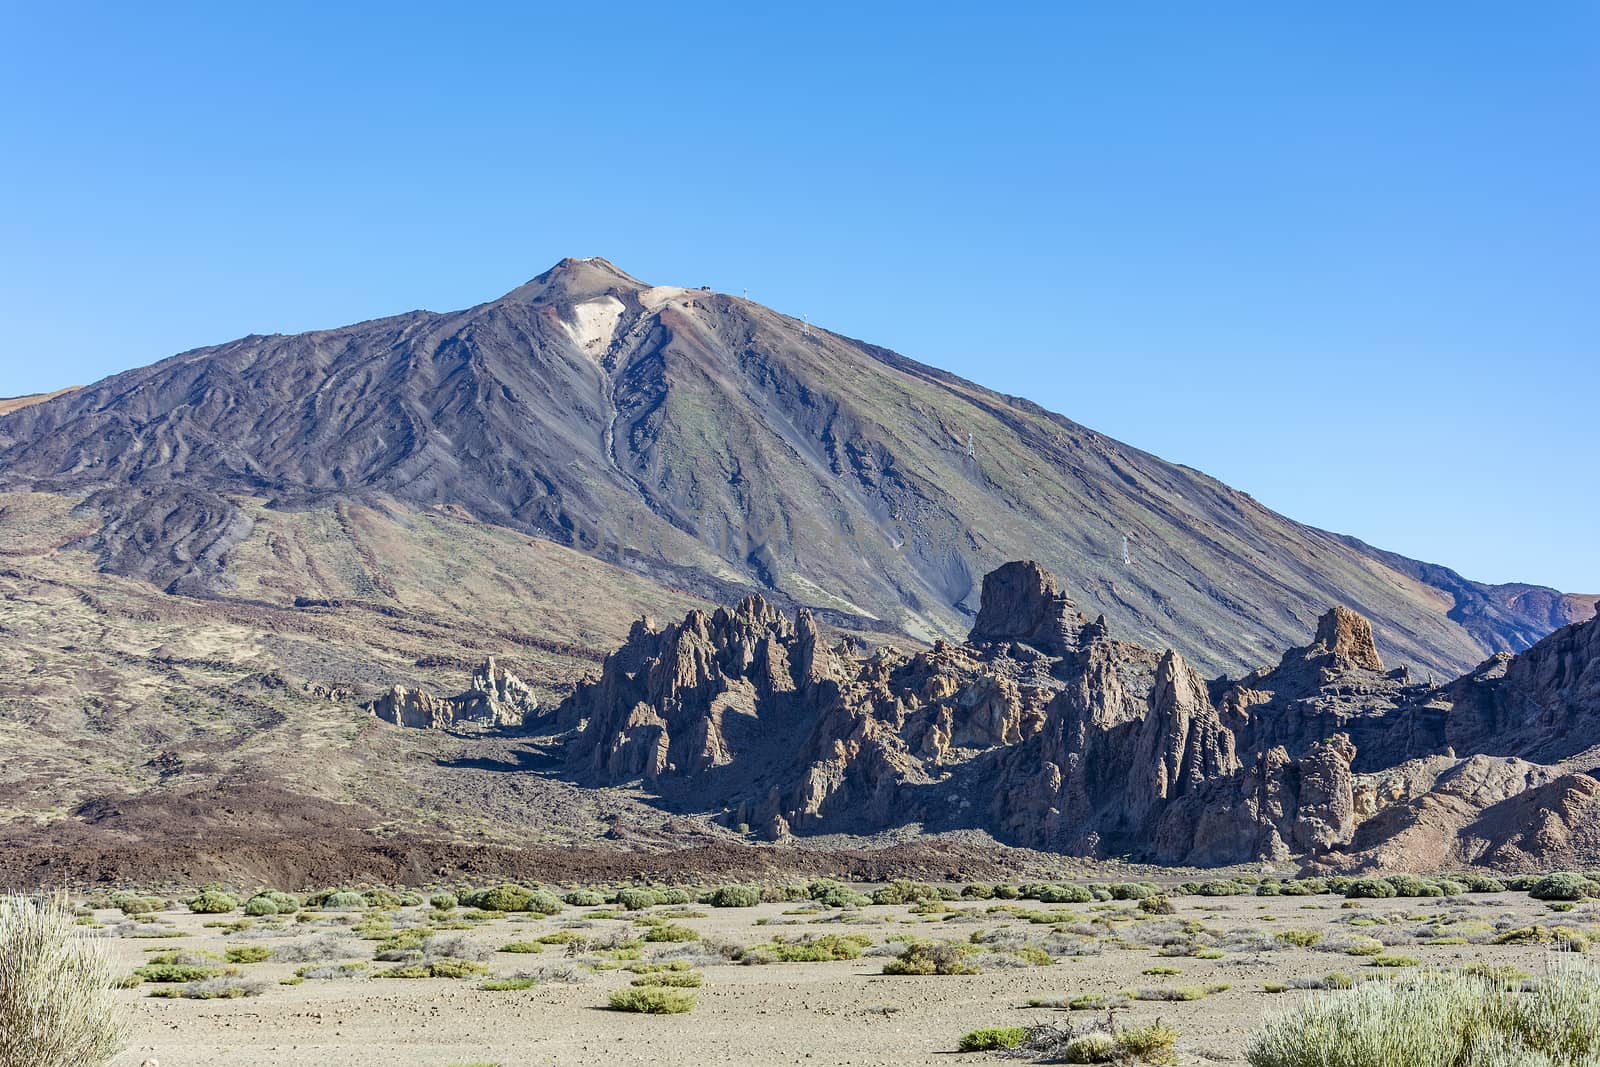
[0,257,1573,675]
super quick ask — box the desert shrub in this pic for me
[224,946,272,964]
[186,890,238,914]
[272,935,354,962]
[133,963,218,983]
[1195,880,1251,897]
[807,880,872,909]
[616,888,666,911]
[1025,883,1093,904]
[1504,874,1542,892]
[500,941,545,954]
[631,970,703,988]
[1531,873,1597,902]
[525,890,564,916]
[994,884,1022,900]
[467,884,534,912]
[363,889,402,909]
[707,884,763,908]
[564,889,607,907]
[1012,1019,1177,1064]
[1245,961,1600,1067]
[1138,895,1176,915]
[745,933,871,963]
[146,977,266,1000]
[1109,882,1159,901]
[1450,872,1506,893]
[643,924,698,943]
[1368,954,1419,968]
[871,880,942,906]
[114,895,165,916]
[658,888,694,906]
[1344,878,1397,899]
[1279,878,1328,896]
[377,958,488,979]
[1382,874,1442,897]
[321,891,367,911]
[958,1026,1025,1052]
[0,895,126,1067]
[882,941,979,976]
[961,883,996,900]
[1274,929,1323,949]
[607,986,696,1013]
[481,977,537,991]
[1492,925,1588,950]
[429,893,459,911]
[1256,881,1282,896]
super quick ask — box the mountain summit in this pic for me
[0,259,1585,674]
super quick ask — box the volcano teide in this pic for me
[1,257,1585,679]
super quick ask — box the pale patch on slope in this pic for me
[563,296,626,362]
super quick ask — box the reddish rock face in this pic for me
[549,560,1600,871]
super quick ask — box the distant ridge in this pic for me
[0,385,81,417]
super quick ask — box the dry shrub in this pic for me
[0,894,125,1067]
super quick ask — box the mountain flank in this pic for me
[0,257,1581,678]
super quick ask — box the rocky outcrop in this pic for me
[967,561,1082,655]
[554,560,1600,871]
[561,597,845,784]
[1315,605,1386,672]
[368,657,538,730]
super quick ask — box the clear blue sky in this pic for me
[2,4,1595,592]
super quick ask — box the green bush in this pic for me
[1138,895,1176,915]
[499,941,545,954]
[186,891,238,914]
[224,946,271,964]
[1530,872,1596,901]
[1024,883,1093,904]
[607,986,696,1013]
[1344,878,1397,899]
[429,892,458,910]
[871,880,942,906]
[882,941,979,976]
[564,889,607,907]
[807,880,872,908]
[630,970,703,988]
[1381,874,1440,897]
[322,891,367,911]
[1195,880,1251,897]
[481,977,537,991]
[1109,882,1159,901]
[525,890,563,916]
[468,884,534,912]
[1246,962,1600,1067]
[707,884,763,908]
[642,923,698,943]
[616,888,666,911]
[377,958,488,979]
[959,1026,1025,1052]
[133,964,218,983]
[1274,929,1322,948]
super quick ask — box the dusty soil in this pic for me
[92,886,1584,1067]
